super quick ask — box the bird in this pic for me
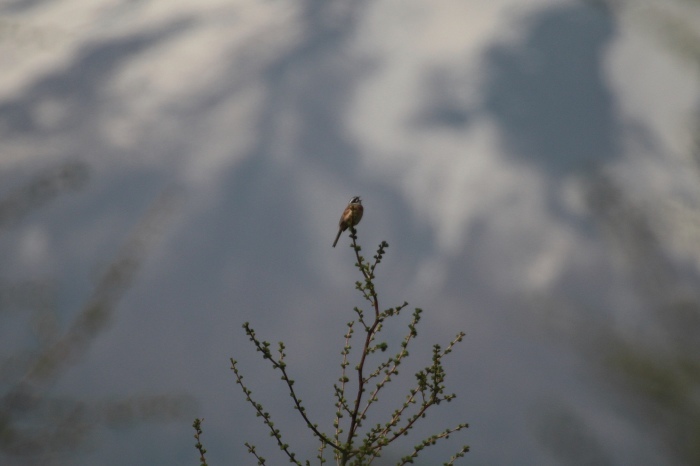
[333,196,363,247]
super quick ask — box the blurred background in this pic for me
[1,0,699,464]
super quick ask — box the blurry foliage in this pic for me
[536,2,700,465]
[0,162,192,464]
[582,0,700,70]
[535,400,612,466]
[586,174,700,465]
[537,176,700,465]
[0,161,88,230]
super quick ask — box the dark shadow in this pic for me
[483,4,618,175]
[417,4,619,177]
[0,0,45,14]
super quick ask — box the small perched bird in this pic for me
[333,196,364,247]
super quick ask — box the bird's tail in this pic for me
[332,228,342,247]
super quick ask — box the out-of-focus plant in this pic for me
[537,173,700,465]
[586,175,700,465]
[530,2,700,464]
[0,162,192,464]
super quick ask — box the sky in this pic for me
[1,0,699,465]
